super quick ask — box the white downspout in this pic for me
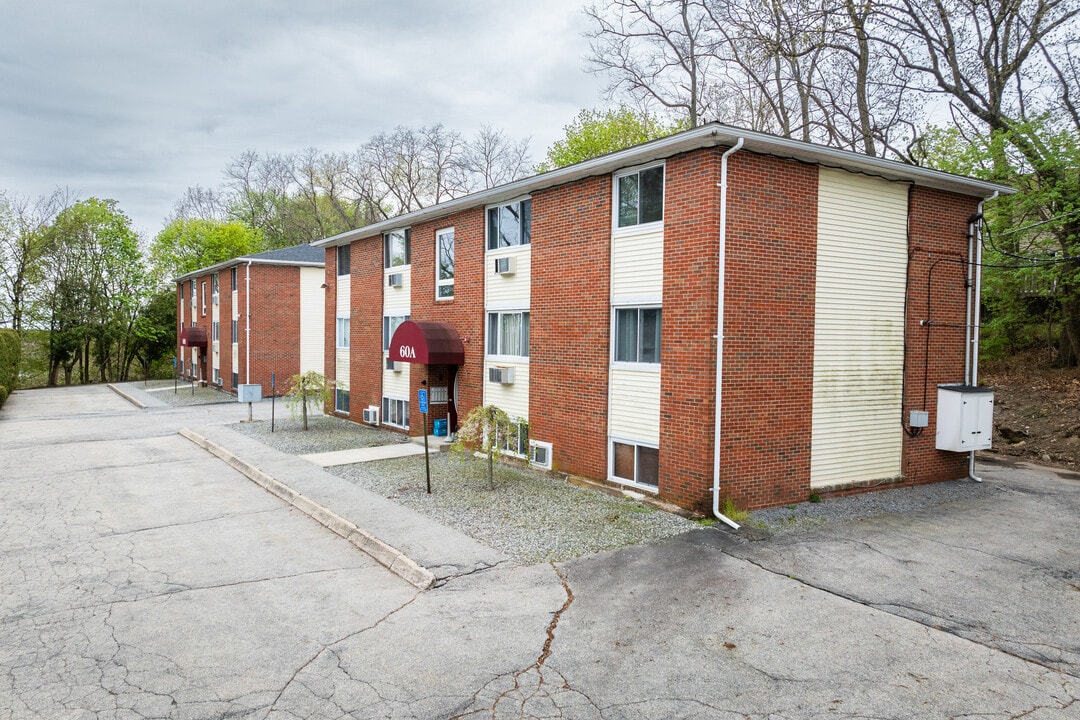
[713,138,744,530]
[968,191,998,482]
[245,260,252,384]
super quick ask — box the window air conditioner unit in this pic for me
[212,292,219,305]
[489,366,515,384]
[362,406,380,425]
[387,273,403,288]
[494,256,516,275]
[530,441,551,469]
[385,358,402,372]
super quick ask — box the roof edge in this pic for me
[173,257,324,284]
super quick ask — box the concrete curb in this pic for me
[107,383,147,409]
[179,427,436,590]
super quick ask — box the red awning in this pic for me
[389,320,465,365]
[180,326,208,349]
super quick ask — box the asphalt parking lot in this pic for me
[1,384,1077,719]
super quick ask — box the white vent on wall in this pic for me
[530,441,552,469]
[385,358,403,372]
[494,256,516,275]
[488,366,515,384]
[362,406,380,425]
[387,273,403,287]
[430,386,448,404]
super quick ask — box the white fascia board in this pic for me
[174,258,325,283]
[310,122,1014,250]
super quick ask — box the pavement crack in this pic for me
[100,507,285,538]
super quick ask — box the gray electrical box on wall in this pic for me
[935,385,994,452]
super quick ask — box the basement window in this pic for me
[611,440,659,489]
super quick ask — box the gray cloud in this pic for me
[0,0,604,235]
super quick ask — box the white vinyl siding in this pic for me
[336,275,351,397]
[611,226,663,301]
[608,368,661,444]
[484,360,529,420]
[485,246,531,307]
[382,361,410,397]
[299,267,324,374]
[231,289,239,375]
[811,167,909,488]
[384,267,411,314]
[211,290,220,374]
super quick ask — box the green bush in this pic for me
[0,329,19,392]
[0,385,8,409]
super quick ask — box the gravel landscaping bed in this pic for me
[230,414,408,455]
[130,379,236,406]
[746,478,1004,536]
[329,453,699,564]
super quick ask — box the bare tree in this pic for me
[465,126,532,189]
[0,189,72,332]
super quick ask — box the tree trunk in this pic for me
[301,378,308,430]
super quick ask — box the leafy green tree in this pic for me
[284,371,333,430]
[150,218,264,281]
[452,405,525,490]
[536,107,684,172]
[130,289,177,378]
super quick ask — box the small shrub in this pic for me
[0,329,20,392]
[809,492,822,503]
[0,385,7,409]
[722,497,751,523]
[283,371,334,430]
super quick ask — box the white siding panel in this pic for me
[485,246,531,308]
[299,267,325,374]
[382,362,410,398]
[483,361,529,421]
[811,167,908,488]
[336,281,350,316]
[384,268,411,314]
[232,344,238,374]
[335,352,349,390]
[608,368,661,444]
[611,227,663,302]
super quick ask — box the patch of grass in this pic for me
[808,493,822,503]
[723,497,751,523]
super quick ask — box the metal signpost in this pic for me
[173,357,177,394]
[271,373,276,432]
[418,387,430,494]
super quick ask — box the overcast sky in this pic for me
[0,0,606,237]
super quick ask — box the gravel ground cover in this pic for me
[746,478,1004,536]
[230,414,408,455]
[329,453,699,564]
[134,379,237,406]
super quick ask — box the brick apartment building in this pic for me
[175,245,324,396]
[313,123,1011,513]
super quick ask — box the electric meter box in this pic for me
[237,384,263,403]
[935,384,994,452]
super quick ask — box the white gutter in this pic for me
[967,191,998,482]
[712,138,744,530]
[245,260,252,384]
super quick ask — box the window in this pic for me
[612,441,659,488]
[213,368,221,385]
[382,397,409,428]
[614,307,661,363]
[487,199,531,250]
[487,311,530,357]
[232,372,238,388]
[231,319,237,343]
[436,227,454,299]
[383,315,409,351]
[496,419,529,458]
[190,281,196,308]
[200,282,206,315]
[616,164,664,228]
[335,388,350,414]
[212,273,219,304]
[384,229,410,268]
[336,316,350,348]
[212,321,220,342]
[337,244,351,276]
[231,267,237,291]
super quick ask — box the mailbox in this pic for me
[237,384,263,403]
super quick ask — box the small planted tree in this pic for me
[452,404,523,490]
[284,371,333,430]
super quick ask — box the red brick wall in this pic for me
[716,151,819,511]
[348,236,387,422]
[899,186,979,487]
[407,210,487,435]
[530,176,612,479]
[245,265,302,395]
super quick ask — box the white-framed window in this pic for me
[190,280,196,308]
[613,307,661,364]
[384,229,411,268]
[487,198,531,250]
[436,226,454,299]
[611,439,659,489]
[487,311,529,358]
[336,316,350,349]
[337,244,351,276]
[496,418,529,458]
[231,319,238,343]
[231,372,238,388]
[382,396,409,428]
[213,368,221,385]
[201,282,207,315]
[335,388,350,414]
[615,163,664,229]
[383,315,410,351]
[212,273,219,304]
[231,267,238,291]
[212,321,220,342]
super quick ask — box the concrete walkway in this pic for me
[299,442,426,467]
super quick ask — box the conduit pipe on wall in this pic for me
[966,191,998,482]
[245,260,252,384]
[712,137,744,530]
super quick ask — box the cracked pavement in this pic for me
[3,385,1079,718]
